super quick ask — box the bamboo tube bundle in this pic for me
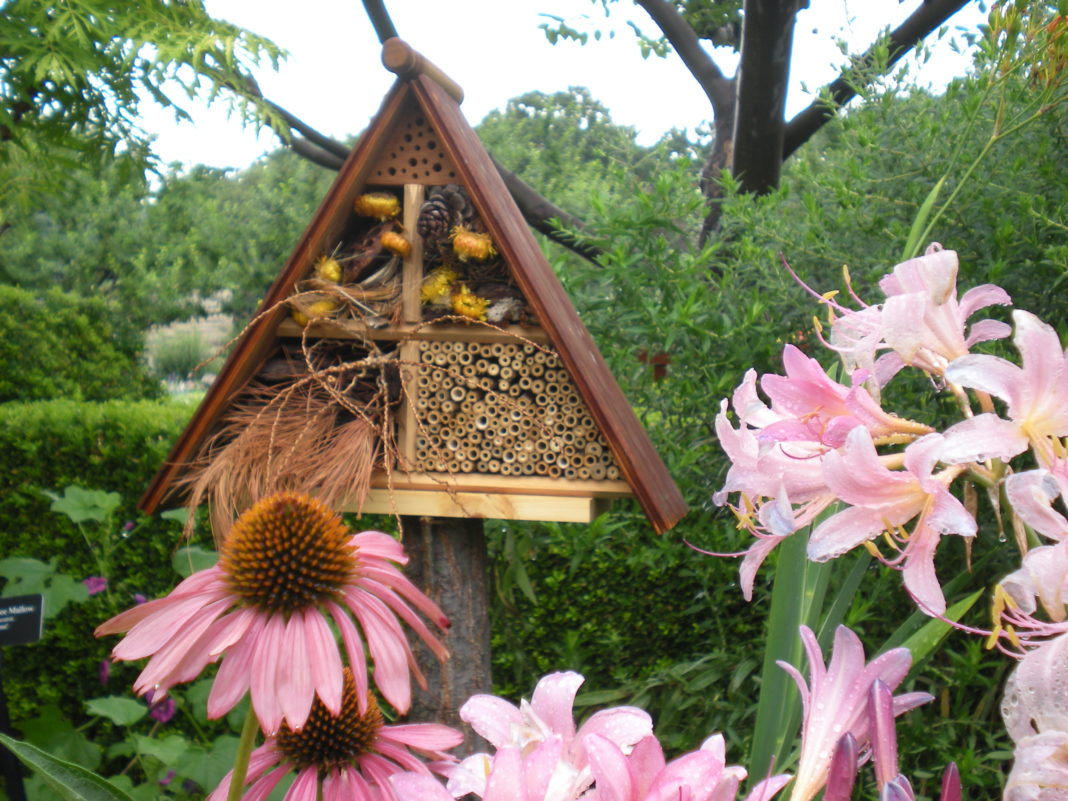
[411,339,621,480]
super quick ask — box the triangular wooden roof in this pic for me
[140,73,687,534]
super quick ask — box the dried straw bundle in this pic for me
[180,380,382,545]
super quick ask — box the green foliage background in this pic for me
[1,10,1066,798]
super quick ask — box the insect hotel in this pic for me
[139,41,687,537]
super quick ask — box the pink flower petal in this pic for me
[808,506,888,562]
[278,612,314,731]
[530,671,584,745]
[250,612,286,734]
[284,766,318,801]
[940,413,1028,464]
[573,706,654,767]
[584,734,633,801]
[390,773,453,801]
[303,607,344,717]
[959,283,1011,319]
[459,696,523,749]
[325,600,369,712]
[1006,470,1068,540]
[207,627,255,719]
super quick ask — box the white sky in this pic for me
[138,0,988,170]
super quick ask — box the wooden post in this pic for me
[400,515,492,753]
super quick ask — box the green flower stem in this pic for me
[228,705,260,801]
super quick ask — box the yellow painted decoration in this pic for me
[354,193,401,221]
[450,226,496,261]
[315,256,342,283]
[451,284,489,321]
[420,267,458,307]
[291,299,339,327]
[380,231,411,258]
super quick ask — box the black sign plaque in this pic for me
[0,595,43,647]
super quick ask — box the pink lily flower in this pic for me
[826,244,1011,387]
[758,346,933,448]
[877,243,1011,380]
[583,732,790,801]
[1003,730,1068,801]
[1000,540,1068,624]
[393,738,569,801]
[808,428,974,615]
[1002,630,1068,742]
[713,371,836,600]
[1002,633,1068,798]
[451,671,652,799]
[778,626,932,801]
[96,492,449,735]
[942,310,1068,466]
[1005,469,1068,542]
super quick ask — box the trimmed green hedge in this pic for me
[0,286,160,402]
[0,399,196,723]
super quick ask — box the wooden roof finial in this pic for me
[382,38,464,104]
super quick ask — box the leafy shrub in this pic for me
[0,286,160,402]
[0,398,198,724]
[148,328,211,380]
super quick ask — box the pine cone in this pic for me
[417,184,475,240]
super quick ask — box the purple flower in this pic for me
[131,593,147,605]
[122,521,135,532]
[158,770,175,786]
[149,696,176,724]
[82,576,107,596]
[99,659,110,685]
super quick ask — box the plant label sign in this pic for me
[0,595,43,647]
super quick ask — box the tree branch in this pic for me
[289,137,345,170]
[782,0,970,159]
[634,0,735,114]
[489,156,603,264]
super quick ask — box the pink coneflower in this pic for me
[210,668,462,801]
[95,491,449,734]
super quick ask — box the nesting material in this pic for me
[179,341,398,544]
[412,341,620,480]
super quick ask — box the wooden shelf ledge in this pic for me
[349,489,611,523]
[277,318,549,345]
[371,471,632,498]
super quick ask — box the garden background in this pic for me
[1,1,1066,798]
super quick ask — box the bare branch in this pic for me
[782,0,970,159]
[634,0,735,115]
[289,137,346,170]
[489,155,603,264]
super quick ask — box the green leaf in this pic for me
[159,508,188,524]
[901,176,946,261]
[900,589,984,670]
[747,524,832,785]
[85,697,147,727]
[171,545,217,577]
[0,733,133,801]
[47,486,121,524]
[0,556,92,617]
[20,706,102,770]
[131,734,190,766]
[173,735,239,790]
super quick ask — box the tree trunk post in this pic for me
[400,515,493,753]
[731,0,801,195]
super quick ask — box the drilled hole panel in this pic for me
[411,341,619,480]
[370,105,460,185]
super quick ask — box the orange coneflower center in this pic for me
[276,669,383,772]
[220,492,357,614]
